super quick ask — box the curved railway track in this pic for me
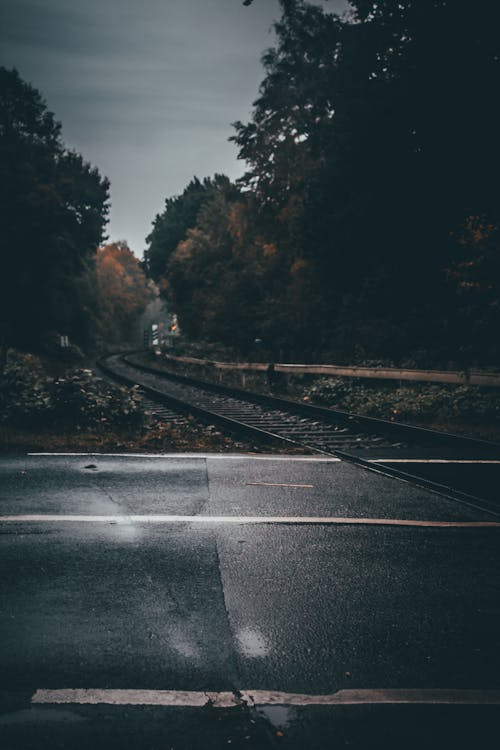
[99,352,500,515]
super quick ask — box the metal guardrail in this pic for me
[163,354,500,387]
[125,354,500,454]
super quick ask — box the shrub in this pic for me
[0,350,52,425]
[51,369,145,430]
[0,350,146,432]
[306,378,500,422]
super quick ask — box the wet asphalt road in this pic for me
[0,454,499,749]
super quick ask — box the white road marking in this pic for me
[27,452,339,461]
[26,453,500,463]
[246,482,315,488]
[31,688,500,707]
[1,515,499,528]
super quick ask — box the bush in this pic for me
[51,369,145,430]
[0,350,52,425]
[305,378,500,422]
[0,350,146,432]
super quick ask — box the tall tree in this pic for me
[147,0,500,364]
[231,0,500,362]
[95,241,152,345]
[144,175,230,282]
[0,67,110,349]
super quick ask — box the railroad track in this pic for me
[99,352,500,515]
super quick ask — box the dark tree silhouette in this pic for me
[144,174,236,282]
[0,68,110,349]
[147,0,500,365]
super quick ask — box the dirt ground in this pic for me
[0,419,309,456]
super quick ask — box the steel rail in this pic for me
[99,353,500,517]
[97,356,302,451]
[122,353,500,457]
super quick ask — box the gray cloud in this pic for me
[1,0,349,255]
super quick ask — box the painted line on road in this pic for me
[27,452,339,461]
[26,453,500,463]
[1,514,499,528]
[31,688,500,707]
[246,482,315,488]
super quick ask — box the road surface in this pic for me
[1,453,499,748]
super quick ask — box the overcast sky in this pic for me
[1,0,349,257]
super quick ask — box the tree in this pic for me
[144,175,230,282]
[231,0,500,362]
[0,67,110,349]
[445,217,500,363]
[163,178,248,343]
[147,0,500,364]
[95,242,152,344]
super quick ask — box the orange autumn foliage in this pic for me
[95,241,151,343]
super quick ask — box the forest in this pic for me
[145,0,500,367]
[0,67,153,356]
[2,0,500,370]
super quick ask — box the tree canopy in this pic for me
[146,0,500,364]
[95,241,154,345]
[0,67,110,349]
[144,175,234,282]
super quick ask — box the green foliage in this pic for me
[0,69,153,353]
[0,67,110,350]
[52,369,145,430]
[306,378,500,422]
[145,0,500,366]
[0,350,145,431]
[165,183,260,346]
[144,175,231,282]
[445,218,500,363]
[0,351,51,425]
